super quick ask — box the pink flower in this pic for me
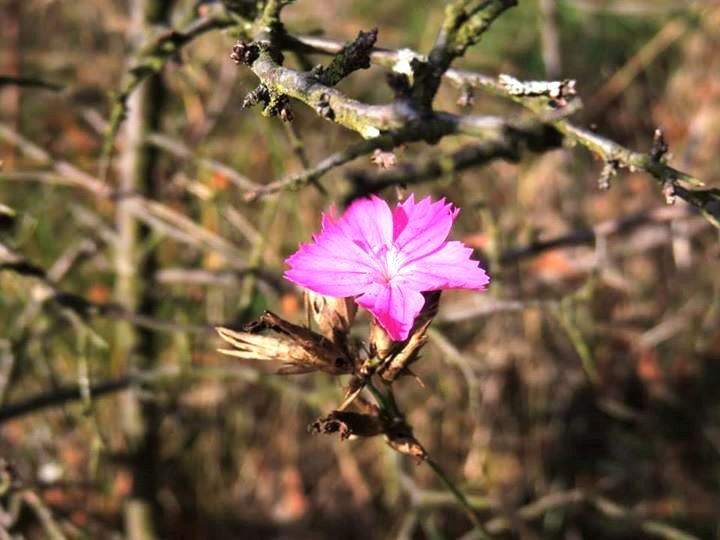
[284,195,490,341]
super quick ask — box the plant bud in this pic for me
[308,292,357,343]
[368,317,395,360]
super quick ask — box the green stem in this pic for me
[366,381,492,538]
[365,379,392,412]
[425,458,492,540]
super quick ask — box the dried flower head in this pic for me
[284,194,490,341]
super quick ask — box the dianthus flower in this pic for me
[284,195,490,341]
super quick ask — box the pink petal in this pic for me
[284,242,377,297]
[284,199,394,296]
[397,241,490,291]
[284,268,371,297]
[335,195,393,252]
[392,195,459,256]
[356,282,425,341]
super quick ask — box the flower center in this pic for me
[371,244,404,284]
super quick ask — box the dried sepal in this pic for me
[368,316,395,360]
[379,320,430,382]
[413,291,441,329]
[337,375,368,411]
[378,291,440,381]
[385,433,427,464]
[217,328,313,373]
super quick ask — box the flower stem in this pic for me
[425,458,492,540]
[366,379,393,412]
[365,381,492,538]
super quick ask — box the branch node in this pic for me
[314,93,335,120]
[651,127,669,162]
[457,86,475,108]
[663,179,677,205]
[598,159,620,191]
[313,28,378,87]
[230,41,260,65]
[241,83,270,109]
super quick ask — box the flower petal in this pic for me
[356,282,425,341]
[284,242,376,297]
[336,195,394,252]
[392,194,459,256]
[397,241,490,291]
[284,199,395,297]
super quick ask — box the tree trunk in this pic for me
[114,1,173,538]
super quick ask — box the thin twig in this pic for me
[99,9,242,177]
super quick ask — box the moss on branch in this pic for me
[312,28,378,87]
[247,49,419,135]
[412,0,518,108]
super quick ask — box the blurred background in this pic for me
[1,0,719,538]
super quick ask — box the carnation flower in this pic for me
[284,194,490,341]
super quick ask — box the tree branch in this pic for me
[276,34,715,227]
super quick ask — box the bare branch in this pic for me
[99,8,242,176]
[281,35,714,227]
[412,0,518,107]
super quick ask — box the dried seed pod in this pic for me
[216,311,354,375]
[308,292,357,343]
[309,410,384,439]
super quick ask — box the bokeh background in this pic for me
[1,0,719,538]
